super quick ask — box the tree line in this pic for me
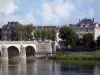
[34,29,56,41]
[5,23,56,41]
[59,25,100,49]
[11,24,33,41]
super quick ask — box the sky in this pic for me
[0,0,100,27]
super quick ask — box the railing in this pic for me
[0,40,53,44]
[0,41,37,44]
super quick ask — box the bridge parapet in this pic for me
[22,41,37,44]
[0,41,37,44]
[37,40,52,43]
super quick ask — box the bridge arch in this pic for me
[25,46,35,57]
[7,46,19,58]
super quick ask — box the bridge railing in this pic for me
[0,41,37,44]
[0,40,53,44]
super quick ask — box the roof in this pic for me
[75,18,96,27]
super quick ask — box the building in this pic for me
[74,18,100,40]
[1,21,21,41]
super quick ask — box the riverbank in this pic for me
[49,52,100,60]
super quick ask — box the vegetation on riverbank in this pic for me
[49,52,100,60]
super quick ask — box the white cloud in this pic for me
[88,0,94,3]
[77,0,84,4]
[41,0,74,25]
[88,8,95,18]
[55,1,74,18]
[0,11,37,27]
[0,14,22,27]
[24,11,36,24]
[0,0,17,15]
[77,0,94,4]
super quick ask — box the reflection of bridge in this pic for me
[0,41,56,60]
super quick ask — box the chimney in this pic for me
[13,21,15,24]
[93,18,95,23]
[79,19,81,23]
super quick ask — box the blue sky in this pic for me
[0,0,100,26]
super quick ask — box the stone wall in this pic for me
[94,27,100,40]
[0,41,56,59]
[35,41,52,57]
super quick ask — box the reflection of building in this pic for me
[94,65,100,75]
[1,59,61,75]
[74,18,100,40]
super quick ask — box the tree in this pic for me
[59,26,78,48]
[83,33,94,48]
[23,24,33,40]
[96,36,100,48]
[41,29,47,40]
[33,28,56,41]
[88,40,96,48]
[47,29,52,40]
[13,23,23,41]
[51,29,56,41]
[34,29,42,40]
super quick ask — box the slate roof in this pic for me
[75,18,96,27]
[2,21,21,30]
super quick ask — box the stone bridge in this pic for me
[0,41,56,60]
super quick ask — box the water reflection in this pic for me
[0,59,100,75]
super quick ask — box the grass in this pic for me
[49,52,100,60]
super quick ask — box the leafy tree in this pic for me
[96,36,100,48]
[13,23,23,41]
[23,24,33,40]
[41,29,48,40]
[47,29,52,40]
[34,28,56,41]
[59,26,78,48]
[50,29,56,41]
[88,41,96,48]
[83,33,94,48]
[12,23,34,41]
[34,29,42,40]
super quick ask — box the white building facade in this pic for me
[74,18,100,40]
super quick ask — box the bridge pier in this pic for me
[52,42,56,53]
[20,45,26,60]
[1,46,8,60]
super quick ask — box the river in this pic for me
[0,59,100,75]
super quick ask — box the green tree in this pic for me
[50,29,56,41]
[96,36,100,48]
[13,23,23,41]
[23,24,33,40]
[59,26,78,48]
[34,28,56,41]
[41,29,48,40]
[34,29,42,40]
[83,33,94,48]
[46,29,51,40]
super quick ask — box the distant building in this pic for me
[74,18,100,40]
[1,21,21,41]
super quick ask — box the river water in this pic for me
[0,59,100,75]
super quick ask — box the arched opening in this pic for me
[8,46,19,58]
[26,46,35,57]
